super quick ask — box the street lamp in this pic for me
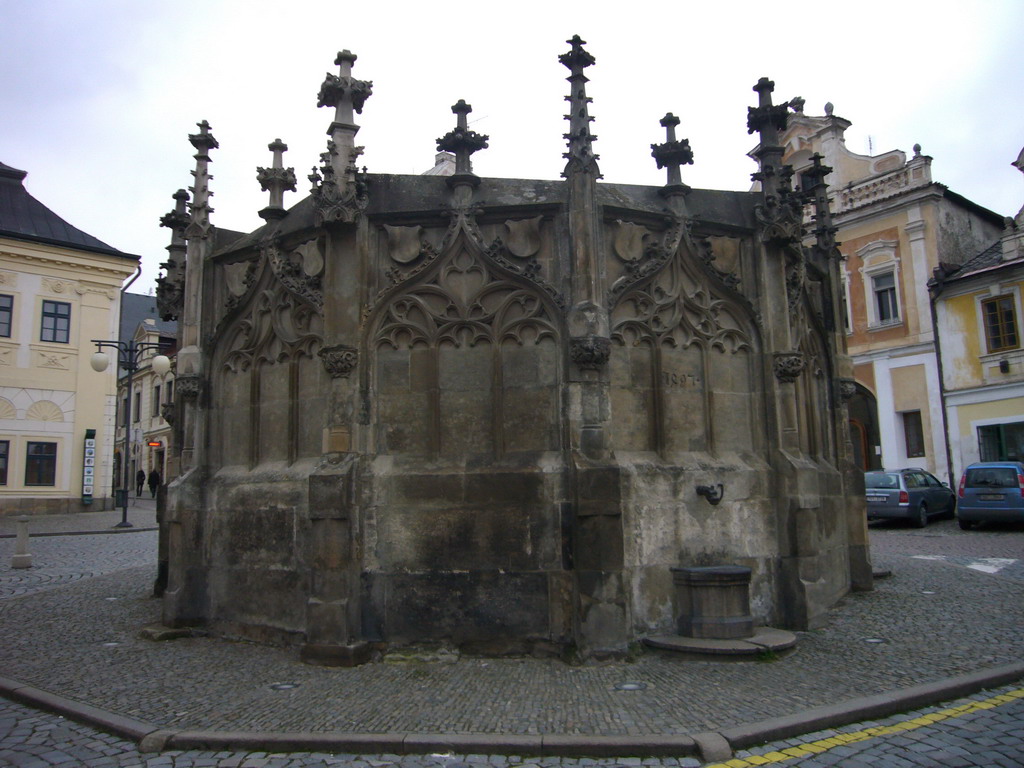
[90,339,172,528]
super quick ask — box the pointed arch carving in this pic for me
[219,259,322,374]
[366,232,563,458]
[212,252,325,469]
[609,237,761,456]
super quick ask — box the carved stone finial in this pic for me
[185,121,217,240]
[747,79,801,246]
[913,143,922,157]
[189,120,219,156]
[436,100,489,179]
[156,188,190,322]
[747,78,789,137]
[318,344,358,378]
[773,352,806,383]
[569,335,611,371]
[313,51,372,225]
[257,138,297,221]
[824,102,834,116]
[559,35,601,179]
[790,96,805,113]
[651,112,693,191]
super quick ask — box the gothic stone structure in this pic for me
[157,38,871,665]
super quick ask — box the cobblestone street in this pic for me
[0,511,1021,765]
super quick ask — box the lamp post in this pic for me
[90,340,172,528]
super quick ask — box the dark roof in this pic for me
[212,173,757,258]
[938,239,1023,288]
[119,292,177,343]
[0,161,137,260]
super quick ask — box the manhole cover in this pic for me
[614,682,647,691]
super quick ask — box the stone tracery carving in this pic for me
[267,241,324,312]
[222,281,322,374]
[375,244,558,350]
[612,247,753,353]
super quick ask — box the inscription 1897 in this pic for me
[661,371,701,388]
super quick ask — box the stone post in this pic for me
[11,516,32,569]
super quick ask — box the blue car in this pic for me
[956,461,1024,530]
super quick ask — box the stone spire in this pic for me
[256,139,296,221]
[312,50,373,225]
[185,120,218,240]
[747,79,801,245]
[650,112,693,196]
[156,188,190,321]
[560,35,600,178]
[802,153,839,259]
[436,100,489,183]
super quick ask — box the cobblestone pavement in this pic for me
[0,513,1021,763]
[0,531,157,599]
[1,686,1021,766]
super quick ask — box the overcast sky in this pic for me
[3,0,1022,292]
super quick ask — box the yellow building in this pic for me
[779,105,1004,481]
[0,161,138,514]
[933,147,1024,481]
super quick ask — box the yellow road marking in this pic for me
[703,687,1024,768]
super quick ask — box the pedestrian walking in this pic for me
[147,469,161,499]
[135,469,146,497]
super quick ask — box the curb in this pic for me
[718,662,1024,750]
[2,663,1023,760]
[0,527,159,539]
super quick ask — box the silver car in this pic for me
[865,468,957,528]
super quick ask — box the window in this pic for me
[121,396,129,426]
[0,440,8,484]
[979,422,1024,462]
[982,295,1018,353]
[133,391,141,422]
[903,411,925,458]
[166,379,173,403]
[40,300,70,343]
[0,294,12,337]
[152,385,161,417]
[24,441,57,486]
[873,272,899,324]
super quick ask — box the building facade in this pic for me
[114,293,177,496]
[932,147,1024,481]
[0,162,138,514]
[779,106,1004,481]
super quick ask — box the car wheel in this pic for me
[913,503,928,528]
[958,518,975,531]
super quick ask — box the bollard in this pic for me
[11,515,32,569]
